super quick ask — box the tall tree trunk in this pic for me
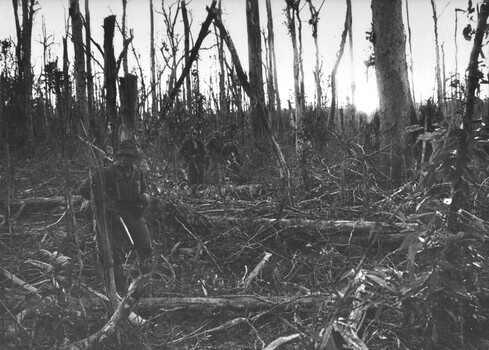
[85,0,96,143]
[104,15,118,146]
[371,0,416,186]
[182,0,192,112]
[464,0,489,131]
[23,0,34,147]
[216,1,227,115]
[41,18,50,141]
[150,0,157,113]
[13,0,35,149]
[70,0,89,135]
[430,0,443,107]
[122,0,128,76]
[265,0,277,112]
[119,74,138,141]
[160,3,181,101]
[454,8,463,100]
[246,0,266,140]
[441,43,446,113]
[306,0,323,109]
[347,0,355,109]
[62,37,71,137]
[329,0,351,130]
[268,0,281,113]
[405,0,416,105]
[0,72,12,234]
[285,0,304,152]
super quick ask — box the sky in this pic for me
[0,0,479,115]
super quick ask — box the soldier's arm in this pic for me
[139,168,151,205]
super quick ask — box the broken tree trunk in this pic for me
[0,195,84,212]
[59,275,149,350]
[464,0,489,131]
[204,216,417,245]
[206,216,417,234]
[135,293,334,313]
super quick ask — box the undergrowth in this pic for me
[1,117,489,349]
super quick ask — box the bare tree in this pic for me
[150,0,157,113]
[181,0,193,111]
[430,0,443,107]
[371,0,416,185]
[210,5,290,189]
[447,0,489,235]
[104,15,118,146]
[347,0,355,109]
[405,0,416,105]
[306,0,324,109]
[265,0,276,112]
[119,74,138,140]
[12,0,36,148]
[246,0,267,139]
[464,0,489,130]
[85,0,95,141]
[39,17,53,139]
[285,0,305,151]
[329,0,351,129]
[265,0,281,113]
[160,2,182,100]
[70,0,89,134]
[122,0,128,75]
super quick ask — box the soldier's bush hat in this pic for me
[116,139,139,157]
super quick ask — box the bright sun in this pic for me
[355,82,379,115]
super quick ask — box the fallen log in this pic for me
[135,293,334,313]
[206,216,418,235]
[0,195,84,212]
[59,275,149,350]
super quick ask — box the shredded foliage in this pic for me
[1,105,489,350]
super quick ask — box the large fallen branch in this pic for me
[1,267,146,328]
[0,195,84,211]
[59,275,149,350]
[136,293,334,313]
[206,216,418,236]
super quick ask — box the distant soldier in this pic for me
[221,141,241,178]
[78,139,153,294]
[180,128,206,192]
[206,131,224,185]
[221,124,241,181]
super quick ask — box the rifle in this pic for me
[118,216,134,247]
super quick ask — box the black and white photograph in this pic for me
[1,0,489,349]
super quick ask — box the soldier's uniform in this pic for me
[78,140,153,293]
[180,129,206,190]
[206,132,223,185]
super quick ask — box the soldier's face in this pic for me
[116,154,137,168]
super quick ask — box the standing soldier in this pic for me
[78,139,153,294]
[180,128,206,193]
[206,131,223,185]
